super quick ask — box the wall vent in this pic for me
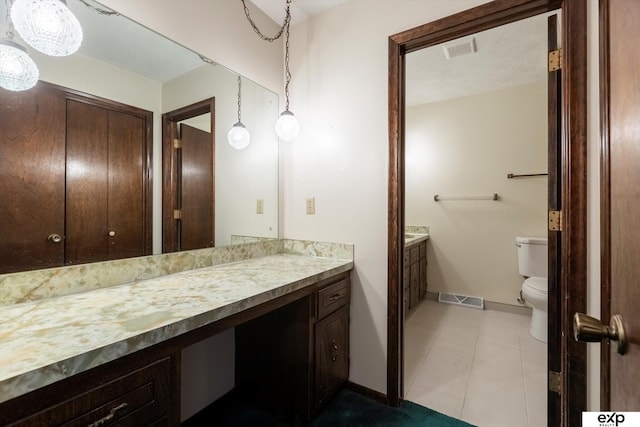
[443,37,477,59]
[438,292,484,309]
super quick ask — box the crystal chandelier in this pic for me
[11,0,83,57]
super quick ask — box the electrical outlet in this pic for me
[256,199,264,214]
[306,197,315,215]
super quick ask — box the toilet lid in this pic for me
[524,277,548,294]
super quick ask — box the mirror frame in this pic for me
[387,1,587,425]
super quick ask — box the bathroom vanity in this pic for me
[404,233,428,317]
[0,240,353,425]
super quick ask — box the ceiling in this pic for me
[250,0,347,25]
[406,12,555,106]
[251,1,555,107]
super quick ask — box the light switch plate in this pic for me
[256,199,264,214]
[306,197,315,215]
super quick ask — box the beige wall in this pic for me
[406,82,548,306]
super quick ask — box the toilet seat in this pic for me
[523,277,547,294]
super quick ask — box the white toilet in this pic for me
[515,236,548,342]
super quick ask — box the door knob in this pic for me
[47,234,63,243]
[108,231,116,237]
[573,312,627,355]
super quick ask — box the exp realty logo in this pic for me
[583,412,640,427]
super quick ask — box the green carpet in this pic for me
[184,388,475,426]
[310,388,475,427]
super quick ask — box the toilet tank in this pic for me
[516,236,548,278]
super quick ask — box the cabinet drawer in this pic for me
[317,279,350,319]
[11,357,172,427]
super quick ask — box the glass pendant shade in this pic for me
[275,110,299,142]
[227,122,251,150]
[0,40,39,91]
[11,0,83,57]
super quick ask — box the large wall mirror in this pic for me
[0,0,279,274]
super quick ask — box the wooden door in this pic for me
[162,98,215,254]
[0,84,66,273]
[179,123,214,251]
[65,100,109,264]
[66,101,148,264]
[107,110,147,260]
[600,0,640,410]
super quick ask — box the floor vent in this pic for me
[438,292,484,310]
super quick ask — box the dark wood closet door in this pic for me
[107,110,146,260]
[65,100,109,264]
[66,100,148,264]
[179,123,214,251]
[0,84,66,273]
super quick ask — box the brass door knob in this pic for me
[47,234,63,243]
[573,312,627,355]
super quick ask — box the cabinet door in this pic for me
[315,305,349,408]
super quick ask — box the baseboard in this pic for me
[425,291,532,316]
[344,381,388,405]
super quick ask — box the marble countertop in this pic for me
[0,254,353,404]
[405,233,429,248]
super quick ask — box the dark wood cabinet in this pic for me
[404,240,427,317]
[0,354,179,427]
[235,273,351,422]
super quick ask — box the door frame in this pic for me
[387,0,588,425]
[162,98,216,253]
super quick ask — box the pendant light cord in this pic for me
[236,75,242,122]
[283,15,291,111]
[241,0,293,111]
[241,0,291,42]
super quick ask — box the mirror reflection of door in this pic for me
[162,99,215,253]
[0,82,153,274]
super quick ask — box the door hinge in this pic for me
[173,138,182,149]
[548,48,561,72]
[549,370,562,394]
[549,210,562,231]
[173,209,182,220]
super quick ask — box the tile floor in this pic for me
[404,299,547,427]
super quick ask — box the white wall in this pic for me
[405,82,548,306]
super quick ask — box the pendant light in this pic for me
[274,12,299,142]
[242,0,299,141]
[0,26,39,91]
[11,0,83,57]
[228,76,251,150]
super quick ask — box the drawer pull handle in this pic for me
[329,293,342,301]
[87,402,128,427]
[331,340,339,363]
